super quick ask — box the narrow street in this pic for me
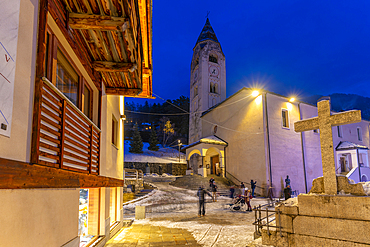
[107,179,272,246]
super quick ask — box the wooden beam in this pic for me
[93,61,134,72]
[31,0,48,164]
[69,13,129,32]
[105,87,141,96]
[0,158,123,189]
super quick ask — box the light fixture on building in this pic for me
[289,97,295,102]
[120,114,126,120]
[251,90,259,97]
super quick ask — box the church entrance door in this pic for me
[211,155,219,175]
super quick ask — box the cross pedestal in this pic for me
[294,97,361,195]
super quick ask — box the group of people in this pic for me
[230,181,256,211]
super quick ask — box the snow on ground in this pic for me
[123,182,272,246]
[363,181,370,196]
[124,141,186,163]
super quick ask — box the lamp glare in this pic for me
[289,98,295,102]
[252,90,259,97]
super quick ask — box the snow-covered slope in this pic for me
[124,141,186,164]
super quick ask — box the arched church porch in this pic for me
[183,136,227,178]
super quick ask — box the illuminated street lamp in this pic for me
[251,90,259,97]
[178,139,182,162]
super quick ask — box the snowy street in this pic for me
[109,179,273,246]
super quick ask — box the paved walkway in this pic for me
[106,181,272,246]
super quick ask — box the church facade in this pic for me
[185,19,370,195]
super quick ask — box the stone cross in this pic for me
[294,97,361,195]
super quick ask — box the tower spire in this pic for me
[195,17,219,45]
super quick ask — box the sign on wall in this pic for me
[0,0,21,137]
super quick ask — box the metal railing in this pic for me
[124,169,144,180]
[252,200,282,239]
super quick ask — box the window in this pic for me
[194,86,198,96]
[282,109,289,128]
[79,188,100,247]
[209,54,218,63]
[214,83,218,94]
[56,48,79,106]
[357,127,362,141]
[210,82,214,93]
[82,83,93,120]
[337,126,342,138]
[112,115,118,146]
[45,27,94,119]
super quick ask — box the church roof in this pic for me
[336,141,368,151]
[181,135,228,151]
[196,18,219,45]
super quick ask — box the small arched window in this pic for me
[209,54,218,63]
[210,82,214,93]
[214,83,218,94]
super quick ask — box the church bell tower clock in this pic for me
[189,18,226,144]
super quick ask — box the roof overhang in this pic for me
[336,141,369,151]
[51,0,153,98]
[182,135,228,151]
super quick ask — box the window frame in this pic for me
[357,127,362,141]
[45,26,94,119]
[337,126,342,138]
[82,79,93,120]
[112,115,118,146]
[281,109,290,129]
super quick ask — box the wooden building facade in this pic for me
[0,0,152,246]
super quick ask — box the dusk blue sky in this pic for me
[130,0,370,105]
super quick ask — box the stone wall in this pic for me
[262,194,370,246]
[124,162,187,176]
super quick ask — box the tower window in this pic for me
[214,83,218,94]
[209,55,218,63]
[210,82,214,93]
[194,86,198,96]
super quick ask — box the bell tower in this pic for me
[189,18,226,144]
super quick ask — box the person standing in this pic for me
[285,175,291,187]
[211,181,218,202]
[245,189,253,211]
[251,180,257,197]
[229,185,235,198]
[209,177,214,188]
[284,185,292,200]
[197,186,212,217]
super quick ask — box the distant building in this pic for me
[185,19,370,195]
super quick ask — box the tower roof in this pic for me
[196,18,219,45]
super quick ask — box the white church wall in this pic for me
[266,93,306,195]
[201,89,267,189]
[299,103,322,192]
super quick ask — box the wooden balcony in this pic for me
[32,77,100,175]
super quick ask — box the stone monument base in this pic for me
[262,177,369,247]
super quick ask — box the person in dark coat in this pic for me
[197,186,212,216]
[209,177,214,188]
[211,181,218,202]
[251,180,257,197]
[284,185,292,200]
[229,185,235,198]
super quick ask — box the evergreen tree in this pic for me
[129,123,143,153]
[148,124,159,151]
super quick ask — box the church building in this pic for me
[185,19,370,195]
